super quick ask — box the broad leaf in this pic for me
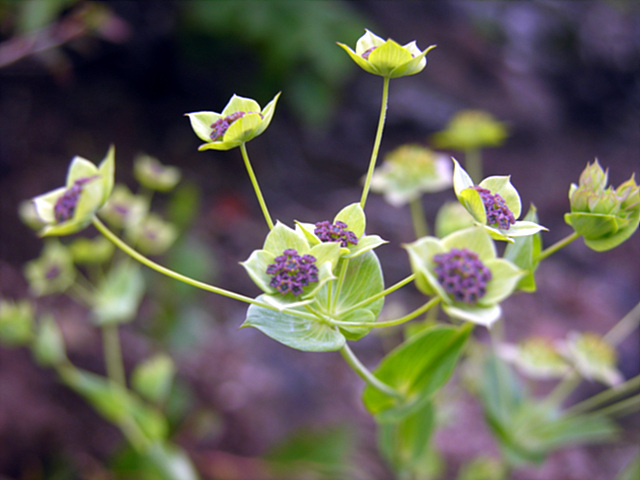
[363,323,472,422]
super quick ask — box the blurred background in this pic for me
[0,1,639,479]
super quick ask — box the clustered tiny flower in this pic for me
[210,111,250,141]
[266,249,319,296]
[314,221,358,248]
[433,248,492,305]
[53,177,96,223]
[473,186,516,230]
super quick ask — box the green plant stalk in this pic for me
[92,217,317,321]
[360,76,390,209]
[340,342,402,398]
[336,273,416,318]
[240,142,274,230]
[537,231,581,261]
[565,372,640,417]
[409,197,429,238]
[544,373,581,408]
[604,300,640,346]
[102,324,126,387]
[587,392,640,419]
[332,296,440,328]
[465,148,482,183]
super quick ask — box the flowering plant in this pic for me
[4,27,640,480]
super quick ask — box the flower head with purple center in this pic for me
[314,221,359,248]
[53,177,95,223]
[266,249,319,296]
[433,248,492,305]
[473,185,516,230]
[209,111,246,141]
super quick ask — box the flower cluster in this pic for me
[314,221,358,248]
[266,249,319,296]
[210,111,248,141]
[473,185,516,230]
[433,248,492,305]
[53,177,96,223]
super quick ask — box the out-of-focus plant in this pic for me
[4,25,640,480]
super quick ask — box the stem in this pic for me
[336,273,416,318]
[544,373,581,408]
[102,324,126,387]
[360,76,390,209]
[465,148,482,183]
[604,300,640,347]
[340,343,402,398]
[92,217,314,319]
[240,142,274,230]
[409,197,429,238]
[590,392,640,418]
[333,296,440,328]
[537,231,581,261]
[565,372,640,417]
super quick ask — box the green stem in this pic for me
[102,324,126,387]
[587,392,640,419]
[92,217,315,320]
[544,373,581,408]
[565,372,640,417]
[240,142,274,230]
[332,296,440,328]
[336,273,416,318]
[409,197,429,238]
[340,343,402,398]
[360,76,390,209]
[604,300,640,347]
[537,231,581,261]
[465,148,482,183]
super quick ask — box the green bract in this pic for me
[296,203,387,259]
[129,213,178,256]
[565,160,640,251]
[337,29,435,79]
[241,221,342,305]
[369,145,452,207]
[430,110,508,151]
[186,93,281,151]
[31,146,115,237]
[405,227,523,327]
[0,299,34,347]
[498,337,570,380]
[24,241,75,297]
[561,332,622,387]
[99,184,147,230]
[133,154,181,192]
[453,159,547,242]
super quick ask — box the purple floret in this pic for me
[267,249,319,296]
[314,221,358,248]
[433,248,492,305]
[473,186,516,230]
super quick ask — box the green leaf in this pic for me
[132,354,176,405]
[93,261,146,326]
[363,323,472,422]
[112,442,200,480]
[242,295,345,352]
[378,400,436,473]
[504,205,542,292]
[318,251,385,340]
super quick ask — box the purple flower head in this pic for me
[473,186,516,230]
[433,248,492,305]
[53,177,95,223]
[314,221,359,248]
[210,111,246,141]
[266,249,319,296]
[361,46,377,59]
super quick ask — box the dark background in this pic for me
[0,1,639,479]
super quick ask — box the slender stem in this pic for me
[604,300,640,347]
[565,372,640,416]
[340,343,403,398]
[332,296,440,328]
[336,273,416,318]
[102,324,126,387]
[409,197,429,239]
[92,217,315,320]
[240,143,273,230]
[587,392,640,419]
[537,231,581,261]
[544,373,581,408]
[360,76,390,209]
[465,148,482,183]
